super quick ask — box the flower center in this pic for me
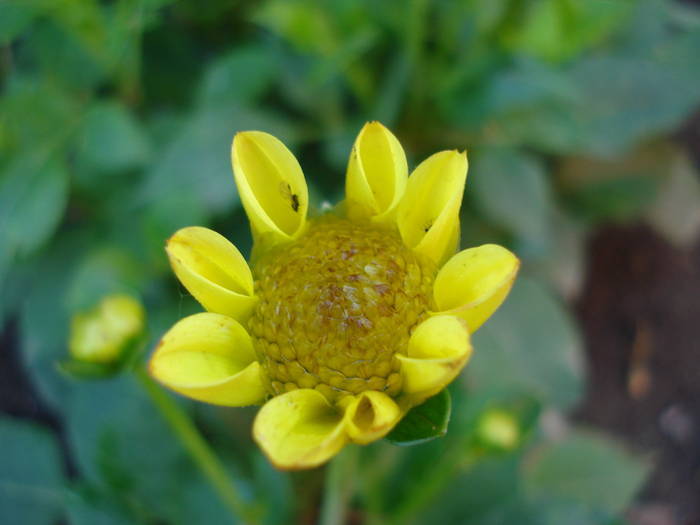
[249,216,435,404]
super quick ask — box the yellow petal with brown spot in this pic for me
[231,131,308,249]
[397,150,468,266]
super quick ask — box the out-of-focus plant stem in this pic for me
[319,445,358,525]
[135,368,261,525]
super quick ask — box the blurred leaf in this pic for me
[66,375,188,524]
[197,47,276,106]
[0,153,69,263]
[371,53,410,125]
[65,247,145,312]
[566,48,700,156]
[177,472,238,525]
[469,277,584,410]
[38,0,112,74]
[0,0,38,44]
[486,15,700,155]
[0,417,65,525]
[557,144,672,223]
[0,76,79,154]
[484,60,576,116]
[255,1,338,55]
[417,456,520,525]
[22,17,106,91]
[567,175,659,223]
[65,491,134,525]
[504,0,633,63]
[469,60,580,152]
[76,102,151,176]
[523,430,649,514]
[470,148,553,257]
[18,233,92,411]
[386,389,451,446]
[252,453,294,525]
[523,498,617,525]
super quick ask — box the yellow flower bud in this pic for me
[69,294,145,364]
[476,409,520,452]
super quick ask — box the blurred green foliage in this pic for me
[2,0,700,523]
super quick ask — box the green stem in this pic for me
[319,446,358,525]
[135,368,261,525]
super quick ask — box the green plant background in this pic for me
[2,0,700,523]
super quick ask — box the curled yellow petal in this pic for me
[166,227,257,321]
[433,244,519,333]
[343,391,401,445]
[253,389,347,470]
[345,121,408,222]
[397,315,472,402]
[149,313,266,406]
[397,150,468,266]
[231,131,308,247]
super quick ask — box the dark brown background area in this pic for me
[576,224,700,525]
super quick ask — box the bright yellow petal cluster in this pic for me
[149,121,519,469]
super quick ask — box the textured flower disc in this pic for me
[249,216,436,403]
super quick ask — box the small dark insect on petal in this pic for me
[280,182,300,212]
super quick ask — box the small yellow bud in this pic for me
[476,409,520,452]
[69,294,145,364]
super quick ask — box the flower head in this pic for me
[149,122,519,469]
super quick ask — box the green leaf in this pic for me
[417,456,521,525]
[469,277,584,410]
[566,51,700,156]
[65,246,145,312]
[0,417,66,525]
[65,375,189,524]
[19,234,91,411]
[0,76,78,154]
[0,1,38,44]
[523,430,649,515]
[557,142,677,224]
[65,491,133,525]
[76,102,151,176]
[197,47,276,106]
[567,175,659,223]
[0,153,69,262]
[254,1,338,55]
[470,148,553,257]
[23,17,105,91]
[504,0,633,63]
[386,389,451,446]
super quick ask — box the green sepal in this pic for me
[386,389,451,446]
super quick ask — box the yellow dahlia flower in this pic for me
[149,122,519,470]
